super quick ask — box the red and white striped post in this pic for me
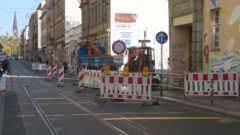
[47,65,52,80]
[58,65,64,87]
[70,65,75,74]
[78,67,84,89]
[53,64,58,78]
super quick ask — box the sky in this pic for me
[0,0,41,36]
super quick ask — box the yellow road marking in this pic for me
[39,103,53,105]
[78,102,92,104]
[16,114,35,117]
[95,113,112,116]
[165,112,182,115]
[46,114,65,117]
[118,112,137,115]
[58,102,71,105]
[143,112,162,114]
[39,102,71,105]
[72,114,89,116]
[19,103,29,105]
[104,116,223,121]
[35,98,64,100]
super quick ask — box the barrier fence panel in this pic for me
[38,64,48,71]
[32,63,38,70]
[184,73,239,96]
[31,63,48,71]
[100,75,152,101]
[83,70,101,88]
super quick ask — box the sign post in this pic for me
[112,40,126,74]
[156,31,168,96]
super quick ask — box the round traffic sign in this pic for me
[156,31,168,44]
[112,40,126,54]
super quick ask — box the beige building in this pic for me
[169,0,240,73]
[40,0,47,62]
[20,25,29,60]
[43,0,81,65]
[28,11,41,61]
[65,25,82,65]
[80,0,110,53]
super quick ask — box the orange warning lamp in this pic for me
[142,66,150,77]
[103,65,110,75]
[122,65,129,76]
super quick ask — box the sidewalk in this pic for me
[152,89,240,118]
[0,75,7,134]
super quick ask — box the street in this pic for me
[1,60,240,135]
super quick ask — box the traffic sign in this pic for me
[156,31,168,44]
[112,40,126,55]
[113,55,123,64]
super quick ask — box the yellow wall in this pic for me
[203,0,240,72]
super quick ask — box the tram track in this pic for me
[10,61,59,135]
[10,61,130,135]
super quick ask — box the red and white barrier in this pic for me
[70,65,76,74]
[47,65,52,79]
[58,65,64,86]
[53,64,58,78]
[84,70,101,88]
[100,75,152,101]
[78,67,84,89]
[184,73,239,96]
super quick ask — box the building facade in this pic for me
[169,0,240,73]
[44,0,81,65]
[65,25,82,66]
[80,0,110,54]
[81,0,169,69]
[28,3,43,62]
[20,26,29,59]
[203,0,240,73]
[40,0,47,62]
[28,12,38,61]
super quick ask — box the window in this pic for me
[212,9,220,49]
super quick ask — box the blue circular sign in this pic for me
[156,31,168,44]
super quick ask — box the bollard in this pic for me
[47,65,52,80]
[78,67,84,89]
[53,64,58,78]
[58,65,64,87]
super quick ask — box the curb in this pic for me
[153,96,240,119]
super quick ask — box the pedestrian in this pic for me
[46,60,49,65]
[64,62,68,73]
[0,64,3,77]
[2,59,9,73]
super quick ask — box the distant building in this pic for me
[13,12,18,37]
[65,25,82,65]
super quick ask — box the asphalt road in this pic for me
[1,60,240,135]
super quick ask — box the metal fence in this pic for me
[152,71,184,90]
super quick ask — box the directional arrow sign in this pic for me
[156,31,168,44]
